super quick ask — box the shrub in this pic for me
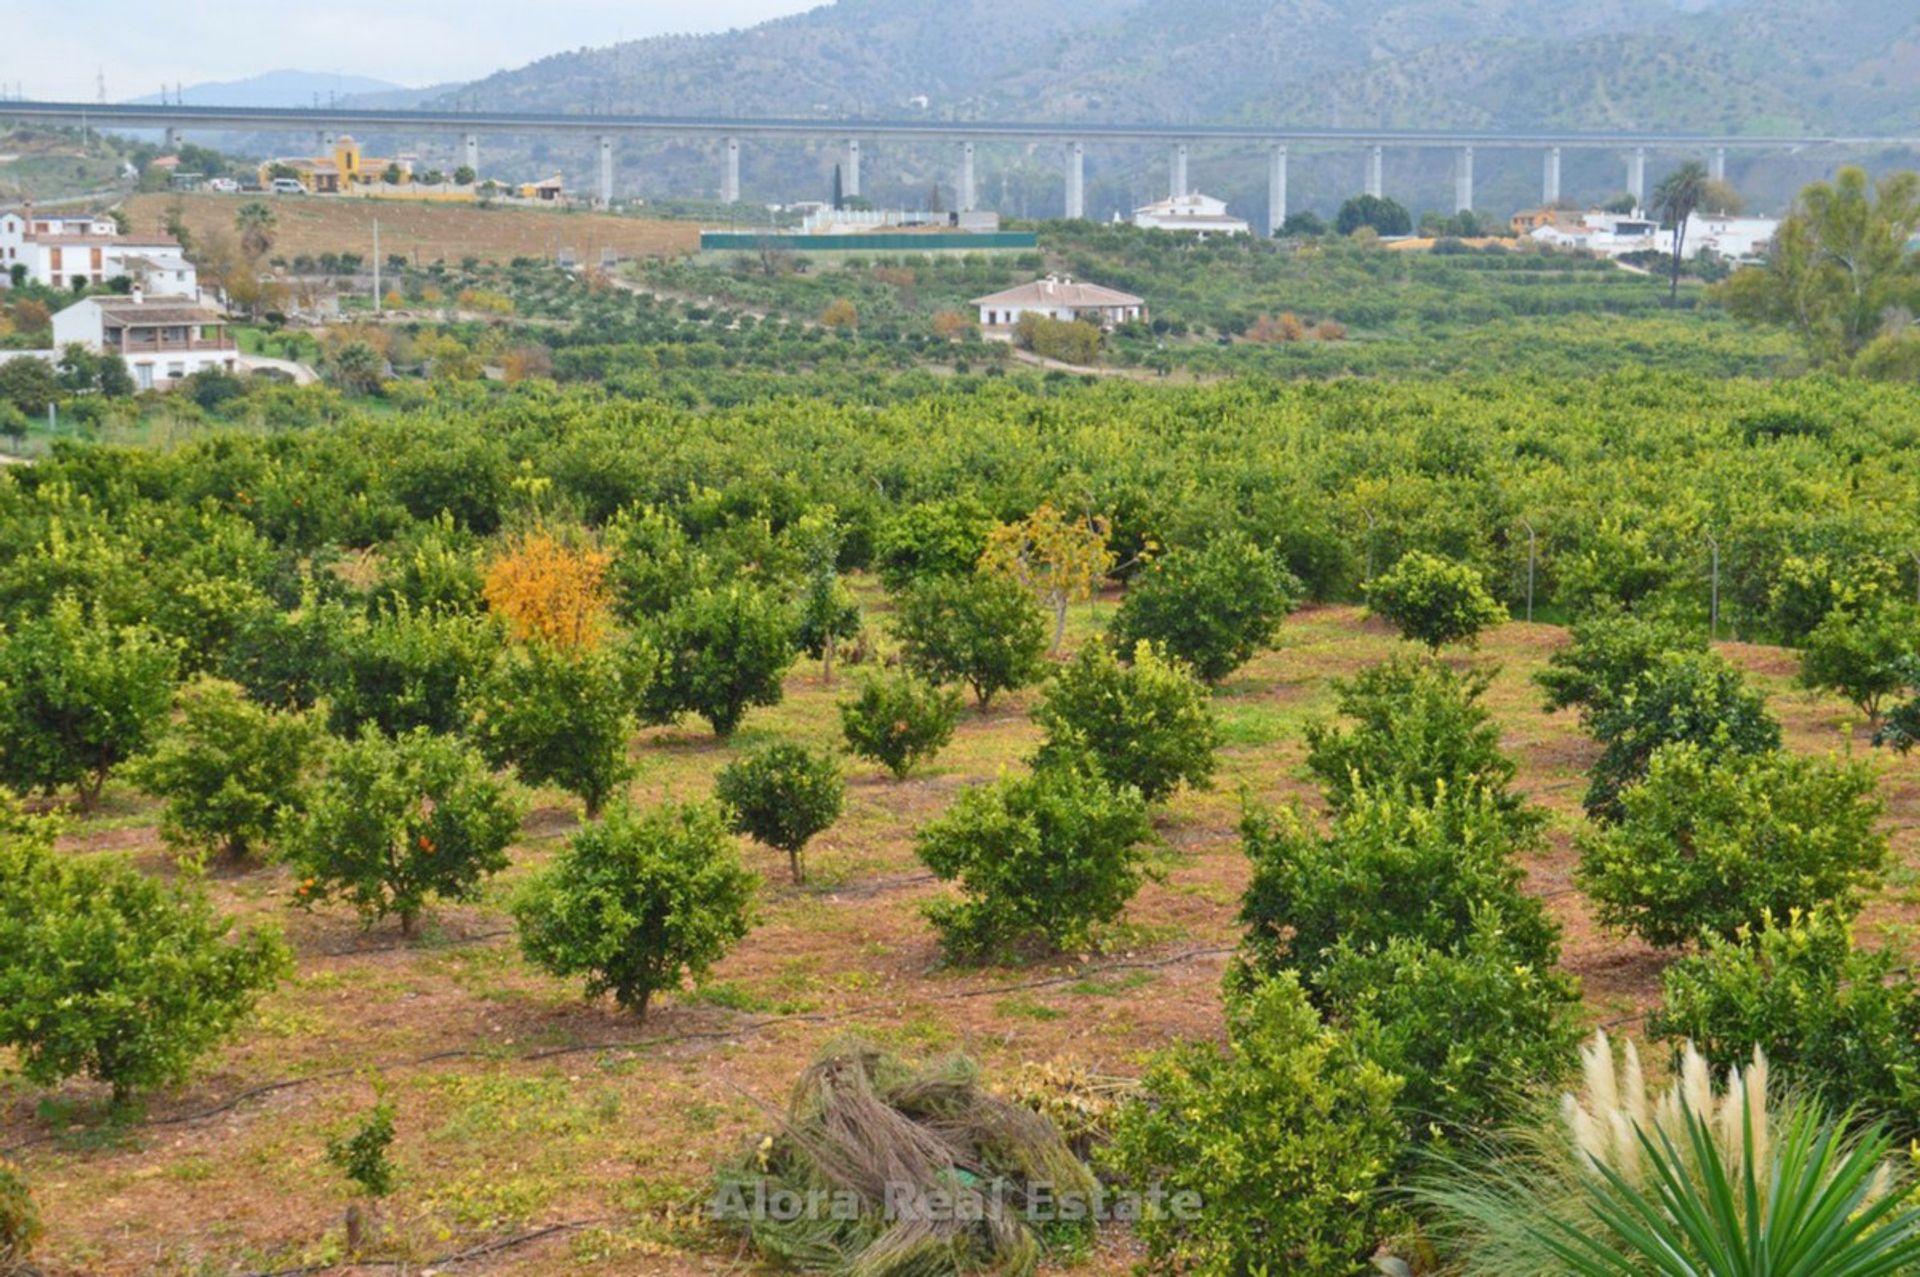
[872,497,993,594]
[325,603,501,738]
[481,530,612,650]
[1304,656,1531,826]
[376,513,484,614]
[471,640,634,817]
[513,800,757,1020]
[1364,550,1506,652]
[283,727,524,936]
[125,677,320,862]
[892,573,1049,709]
[1650,909,1920,1126]
[327,1099,398,1200]
[0,1157,40,1270]
[714,743,845,884]
[1799,603,1919,728]
[1314,915,1581,1149]
[1536,608,1704,725]
[0,828,289,1102]
[1882,660,1920,753]
[837,672,962,778]
[1414,1032,1920,1276]
[1578,744,1885,948]
[604,504,711,621]
[915,764,1152,960]
[643,584,796,737]
[1103,971,1405,1276]
[1032,640,1220,804]
[1014,313,1102,364]
[1582,649,1780,822]
[1239,787,1558,981]
[0,599,177,807]
[1108,534,1297,683]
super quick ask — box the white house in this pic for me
[1527,209,1665,257]
[1131,192,1250,237]
[0,210,198,294]
[1524,208,1779,262]
[972,276,1147,331]
[1680,212,1778,261]
[50,290,236,391]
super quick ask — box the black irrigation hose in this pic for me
[2,945,1237,1155]
[241,1217,607,1277]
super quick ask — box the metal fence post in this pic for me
[1704,533,1720,642]
[1362,508,1378,586]
[1521,520,1538,622]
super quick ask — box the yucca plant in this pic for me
[1415,1031,1920,1276]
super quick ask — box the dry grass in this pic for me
[3,594,1915,1275]
[121,194,699,267]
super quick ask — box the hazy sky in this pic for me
[7,1,822,102]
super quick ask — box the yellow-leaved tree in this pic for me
[482,531,613,650]
[980,502,1115,655]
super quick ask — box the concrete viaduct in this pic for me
[4,99,1912,227]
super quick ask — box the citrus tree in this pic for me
[514,800,757,1020]
[126,677,320,862]
[283,727,524,936]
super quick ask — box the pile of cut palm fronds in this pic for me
[716,1039,1096,1276]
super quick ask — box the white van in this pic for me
[269,178,307,195]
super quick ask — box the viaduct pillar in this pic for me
[164,126,179,151]
[1365,145,1383,199]
[597,135,614,206]
[1709,146,1727,183]
[1268,144,1288,234]
[1170,142,1189,199]
[1543,146,1562,206]
[1627,146,1647,208]
[844,139,861,198]
[1454,145,1475,213]
[722,137,741,204]
[959,141,976,212]
[1065,142,1085,219]
[463,133,479,177]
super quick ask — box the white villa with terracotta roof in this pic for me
[50,289,236,391]
[972,276,1147,332]
[0,210,198,294]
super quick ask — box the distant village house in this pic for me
[972,276,1147,332]
[0,210,197,294]
[260,136,415,194]
[1130,192,1250,238]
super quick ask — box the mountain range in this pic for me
[433,0,1920,134]
[148,1,1920,218]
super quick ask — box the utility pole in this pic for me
[372,218,381,312]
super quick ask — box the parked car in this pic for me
[269,178,307,195]
[207,177,242,194]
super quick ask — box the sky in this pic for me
[4,0,822,102]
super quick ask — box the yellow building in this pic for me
[259,137,416,193]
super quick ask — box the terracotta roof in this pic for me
[971,277,1144,308]
[90,296,225,326]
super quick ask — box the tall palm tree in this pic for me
[235,201,276,261]
[1652,161,1710,304]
